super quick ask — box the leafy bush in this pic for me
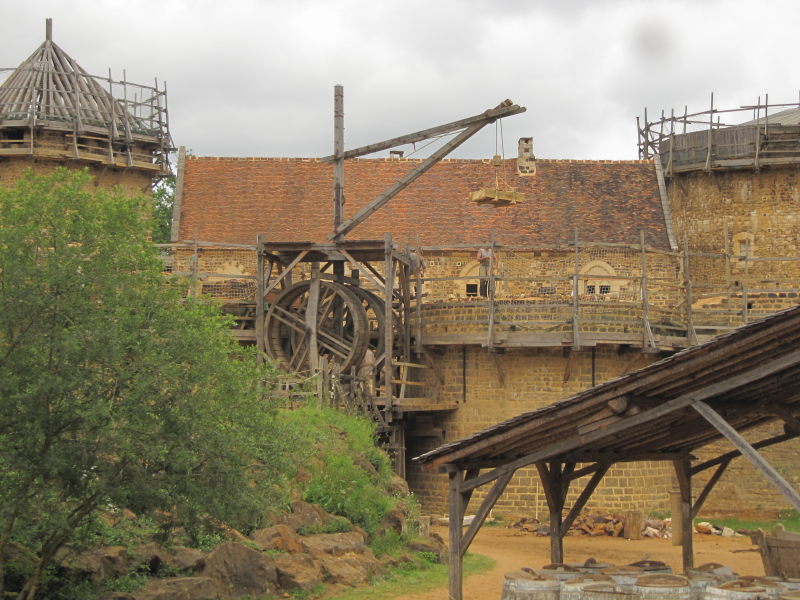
[303,454,394,535]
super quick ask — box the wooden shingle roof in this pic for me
[178,156,670,249]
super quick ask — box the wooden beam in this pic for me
[448,470,465,600]
[305,263,320,371]
[384,233,394,410]
[692,400,800,511]
[320,100,526,162]
[460,470,514,556]
[486,234,497,350]
[768,404,800,434]
[332,85,344,238]
[263,250,309,296]
[255,233,266,358]
[339,248,386,294]
[460,468,481,516]
[691,459,730,520]
[691,432,796,474]
[433,347,800,476]
[537,462,566,563]
[673,456,694,572]
[562,463,610,532]
[331,102,518,240]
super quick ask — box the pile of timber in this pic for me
[510,513,672,539]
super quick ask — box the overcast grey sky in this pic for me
[2,0,797,160]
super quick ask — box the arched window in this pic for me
[460,261,482,297]
[580,260,616,295]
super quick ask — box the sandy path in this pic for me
[390,527,764,600]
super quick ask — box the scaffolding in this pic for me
[638,94,800,175]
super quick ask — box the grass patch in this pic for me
[325,553,495,600]
[698,509,800,533]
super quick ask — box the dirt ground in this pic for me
[390,526,765,600]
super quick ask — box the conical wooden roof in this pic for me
[0,21,157,140]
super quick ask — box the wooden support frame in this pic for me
[572,228,581,349]
[330,99,525,240]
[339,248,386,295]
[691,459,730,520]
[263,250,309,296]
[640,230,657,351]
[486,234,497,349]
[320,101,525,163]
[673,456,694,572]
[692,400,800,511]
[444,346,800,488]
[256,233,266,358]
[332,85,345,238]
[448,470,465,600]
[304,263,321,372]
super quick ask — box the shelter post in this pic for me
[673,457,694,572]
[448,469,465,600]
[537,461,567,563]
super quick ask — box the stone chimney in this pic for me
[517,137,536,176]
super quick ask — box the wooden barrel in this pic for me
[601,566,646,590]
[635,574,691,600]
[688,564,738,585]
[501,570,561,600]
[539,563,582,582]
[561,574,615,600]
[571,558,616,574]
[735,577,783,600]
[630,561,672,575]
[703,580,768,600]
[688,574,719,600]
[583,582,642,600]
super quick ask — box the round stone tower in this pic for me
[0,19,173,193]
[640,98,800,515]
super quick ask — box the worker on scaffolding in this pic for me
[477,247,492,297]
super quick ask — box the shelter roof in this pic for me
[414,304,800,472]
[177,156,670,249]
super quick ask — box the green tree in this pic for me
[0,169,285,599]
[151,175,175,244]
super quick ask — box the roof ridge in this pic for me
[187,155,653,165]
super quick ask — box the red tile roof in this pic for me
[177,156,670,249]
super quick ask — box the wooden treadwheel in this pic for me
[264,280,369,372]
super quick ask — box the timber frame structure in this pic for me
[638,94,800,175]
[254,88,526,468]
[414,304,800,599]
[0,19,173,176]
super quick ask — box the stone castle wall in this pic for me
[669,167,800,283]
[0,156,153,196]
[405,346,674,518]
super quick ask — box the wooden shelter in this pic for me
[414,304,800,600]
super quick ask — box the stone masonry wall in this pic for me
[406,346,673,518]
[668,167,800,283]
[0,156,153,196]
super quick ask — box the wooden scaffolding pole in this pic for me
[255,233,266,359]
[332,85,345,240]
